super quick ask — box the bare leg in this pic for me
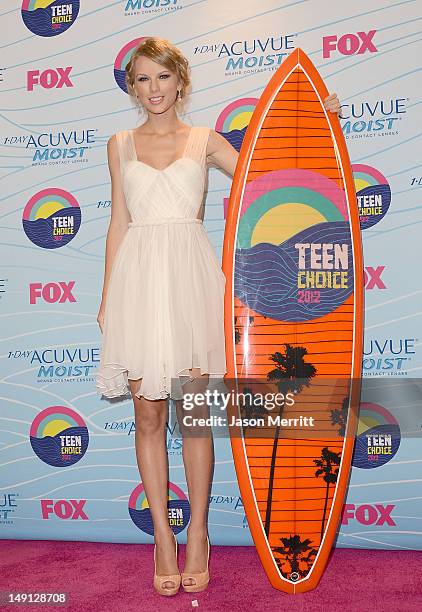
[129,379,178,589]
[175,368,213,586]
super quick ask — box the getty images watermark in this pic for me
[168,377,421,439]
[179,387,315,430]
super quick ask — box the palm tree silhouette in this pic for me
[330,396,349,436]
[234,315,254,345]
[234,316,241,345]
[238,385,268,436]
[264,344,317,536]
[313,447,341,541]
[273,534,318,579]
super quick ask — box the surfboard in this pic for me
[222,48,364,593]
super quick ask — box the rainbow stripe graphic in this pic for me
[30,405,86,438]
[23,0,56,9]
[215,98,259,133]
[215,98,259,155]
[114,37,147,93]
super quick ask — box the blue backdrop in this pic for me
[1,0,421,551]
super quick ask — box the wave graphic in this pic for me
[220,126,247,153]
[129,499,191,536]
[114,68,127,93]
[22,1,79,37]
[29,425,89,467]
[22,206,81,249]
[234,221,353,322]
[352,424,401,469]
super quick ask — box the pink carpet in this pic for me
[0,539,421,611]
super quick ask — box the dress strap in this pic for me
[185,126,211,167]
[115,130,136,168]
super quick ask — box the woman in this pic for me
[96,37,341,596]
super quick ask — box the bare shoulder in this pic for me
[107,133,119,160]
[107,133,117,149]
[107,129,128,147]
[106,132,123,175]
[206,127,224,153]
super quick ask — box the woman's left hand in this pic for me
[324,92,341,115]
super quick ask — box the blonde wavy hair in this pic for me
[125,37,191,115]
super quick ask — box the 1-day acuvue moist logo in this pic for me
[123,0,183,16]
[21,1,80,37]
[3,129,98,166]
[194,35,297,77]
[22,188,81,249]
[363,337,415,375]
[8,345,98,387]
[341,97,407,139]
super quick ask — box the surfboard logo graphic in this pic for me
[30,406,89,467]
[22,188,81,249]
[234,167,354,321]
[21,0,80,37]
[128,482,190,535]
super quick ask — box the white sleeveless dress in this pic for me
[95,126,227,401]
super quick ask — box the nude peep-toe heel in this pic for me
[181,535,210,593]
[153,532,181,596]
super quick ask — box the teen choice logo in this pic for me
[352,402,400,469]
[114,37,149,93]
[22,188,81,249]
[30,406,89,467]
[352,164,391,230]
[128,482,190,535]
[215,98,259,153]
[21,1,80,37]
[234,167,353,322]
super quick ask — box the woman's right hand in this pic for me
[97,303,106,334]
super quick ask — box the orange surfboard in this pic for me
[222,48,364,593]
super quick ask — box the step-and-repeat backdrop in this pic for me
[1,1,421,550]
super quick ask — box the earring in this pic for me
[135,95,144,114]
